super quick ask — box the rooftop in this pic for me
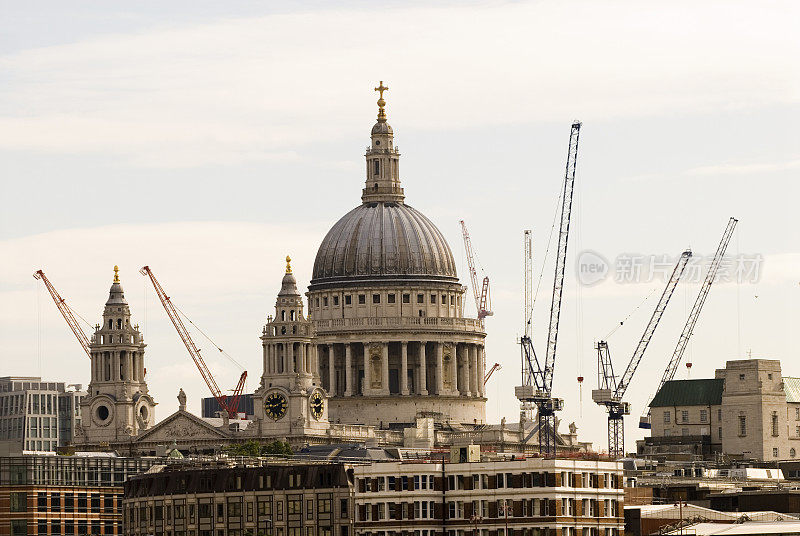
[650,378,725,407]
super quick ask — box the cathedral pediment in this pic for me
[136,410,229,443]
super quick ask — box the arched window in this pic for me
[117,319,122,329]
[108,319,113,329]
[290,310,296,321]
[281,310,286,321]
[292,326,297,334]
[373,160,379,176]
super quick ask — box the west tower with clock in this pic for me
[253,257,329,437]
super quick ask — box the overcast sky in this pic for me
[1,0,798,452]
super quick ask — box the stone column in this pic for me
[478,345,485,397]
[327,344,335,395]
[112,352,120,381]
[419,342,428,395]
[363,344,371,395]
[469,344,479,397]
[460,345,471,397]
[344,344,353,396]
[435,343,444,395]
[381,343,390,395]
[290,343,298,374]
[400,342,409,395]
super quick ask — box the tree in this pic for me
[261,440,293,458]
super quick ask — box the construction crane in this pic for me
[460,220,493,321]
[592,250,692,457]
[484,363,502,385]
[139,266,247,419]
[516,121,581,456]
[639,217,738,429]
[33,270,91,358]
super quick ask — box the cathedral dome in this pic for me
[310,201,457,289]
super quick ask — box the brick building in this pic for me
[0,453,157,536]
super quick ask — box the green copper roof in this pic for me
[650,379,725,407]
[784,377,800,403]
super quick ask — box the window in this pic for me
[323,297,328,307]
[430,294,436,304]
[681,410,689,423]
[768,373,773,380]
[402,294,410,304]
[345,295,351,305]
[719,427,723,439]
[442,294,447,304]
[663,411,671,424]
[739,415,747,437]
[372,294,380,304]
[774,447,779,458]
[358,295,366,305]
[333,296,339,306]
[387,293,396,304]
[10,492,26,512]
[417,294,424,304]
[718,409,723,421]
[700,410,708,423]
[373,160,379,176]
[773,412,780,437]
[739,374,745,381]
[792,448,797,458]
[38,492,47,512]
[796,426,800,438]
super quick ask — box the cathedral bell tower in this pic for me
[77,266,156,444]
[253,257,329,436]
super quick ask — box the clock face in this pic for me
[265,392,288,421]
[309,391,324,420]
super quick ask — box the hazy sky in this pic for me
[2,0,798,452]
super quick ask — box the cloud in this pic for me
[0,1,798,167]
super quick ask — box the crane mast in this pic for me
[516,121,581,456]
[640,217,737,429]
[460,220,493,320]
[592,250,691,457]
[140,266,247,419]
[33,270,91,358]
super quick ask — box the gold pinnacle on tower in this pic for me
[285,256,292,274]
[113,265,120,283]
[374,81,389,121]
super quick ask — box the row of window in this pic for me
[315,293,461,308]
[127,496,349,527]
[663,408,723,424]
[33,519,116,536]
[137,527,343,536]
[359,471,620,493]
[10,491,121,513]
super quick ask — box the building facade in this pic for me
[0,453,157,536]
[351,455,624,536]
[123,460,354,536]
[0,377,86,453]
[121,451,623,536]
[640,359,800,461]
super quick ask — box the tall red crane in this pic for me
[33,270,91,358]
[139,266,247,419]
[459,220,492,320]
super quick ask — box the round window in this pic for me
[375,140,381,145]
[96,405,110,421]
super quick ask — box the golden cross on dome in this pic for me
[113,265,120,283]
[285,255,292,274]
[374,81,389,120]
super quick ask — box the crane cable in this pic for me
[173,304,245,371]
[602,287,658,340]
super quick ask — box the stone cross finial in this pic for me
[374,81,389,120]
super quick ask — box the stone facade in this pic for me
[76,267,156,445]
[640,359,800,461]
